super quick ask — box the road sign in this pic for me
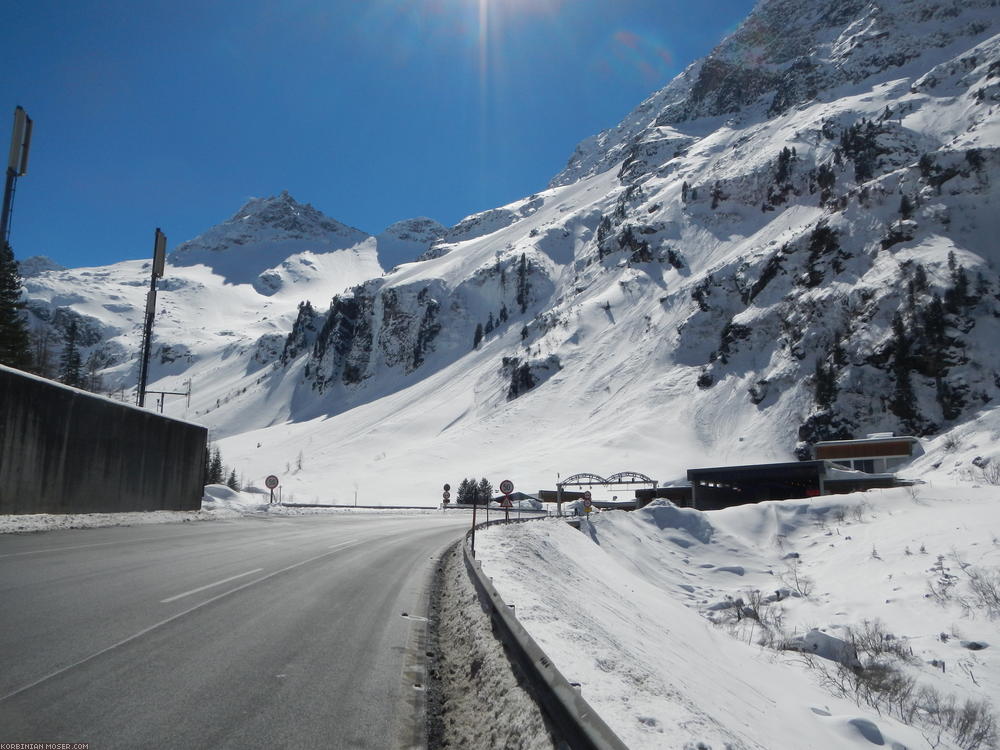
[583,490,591,501]
[443,490,451,500]
[265,475,279,490]
[500,496,513,508]
[499,479,514,495]
[443,483,451,491]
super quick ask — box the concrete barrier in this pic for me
[0,365,207,515]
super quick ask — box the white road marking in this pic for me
[0,535,195,559]
[0,539,360,704]
[160,569,264,603]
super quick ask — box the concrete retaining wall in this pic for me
[0,365,207,515]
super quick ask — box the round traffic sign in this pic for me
[265,475,279,490]
[583,490,592,501]
[443,483,451,491]
[443,490,451,500]
[499,479,514,495]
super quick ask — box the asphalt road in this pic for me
[0,511,471,749]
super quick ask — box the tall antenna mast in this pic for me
[1,106,33,247]
[136,228,167,407]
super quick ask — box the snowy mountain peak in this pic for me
[168,192,373,285]
[16,255,65,277]
[228,191,367,240]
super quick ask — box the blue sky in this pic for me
[1,0,755,268]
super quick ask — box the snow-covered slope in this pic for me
[19,0,1000,502]
[478,488,1000,749]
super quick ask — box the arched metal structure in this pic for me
[557,471,657,489]
[559,473,609,487]
[605,471,656,486]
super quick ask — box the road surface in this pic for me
[0,511,470,749]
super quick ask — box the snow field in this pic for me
[476,487,1000,749]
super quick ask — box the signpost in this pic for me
[265,474,279,504]
[470,485,478,556]
[442,482,451,506]
[583,490,592,515]
[500,479,514,522]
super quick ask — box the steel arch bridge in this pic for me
[558,471,657,489]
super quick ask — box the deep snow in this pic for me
[477,488,1000,749]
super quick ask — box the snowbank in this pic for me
[476,487,1000,749]
[0,485,446,534]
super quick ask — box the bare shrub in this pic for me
[799,655,998,750]
[780,560,814,598]
[847,619,914,663]
[717,589,786,648]
[962,566,1000,619]
[927,554,960,604]
[954,698,998,750]
[977,461,1000,486]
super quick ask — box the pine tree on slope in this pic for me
[0,242,31,369]
[58,320,83,388]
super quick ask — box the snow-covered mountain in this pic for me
[19,0,1000,501]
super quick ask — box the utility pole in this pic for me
[136,228,167,407]
[1,106,32,247]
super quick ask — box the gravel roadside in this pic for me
[426,542,558,750]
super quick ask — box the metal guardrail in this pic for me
[462,519,629,750]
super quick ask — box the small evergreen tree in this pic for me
[29,325,56,377]
[58,320,83,387]
[814,358,837,410]
[899,194,913,219]
[226,469,240,491]
[457,477,476,504]
[516,253,531,313]
[889,312,920,430]
[472,323,484,349]
[775,147,793,184]
[208,447,224,485]
[710,181,725,209]
[203,444,212,485]
[477,477,493,505]
[0,242,31,369]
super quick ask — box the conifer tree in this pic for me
[0,242,31,369]
[813,358,837,410]
[477,477,493,505]
[226,469,240,491]
[29,325,56,377]
[208,447,224,485]
[457,477,476,504]
[516,253,530,313]
[899,194,913,219]
[58,320,83,387]
[889,312,920,430]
